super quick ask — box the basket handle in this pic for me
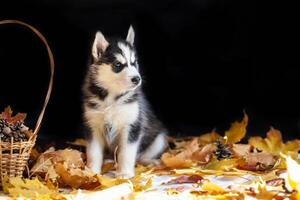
[0,20,54,137]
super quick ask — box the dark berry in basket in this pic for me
[0,106,32,142]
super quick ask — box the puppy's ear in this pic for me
[92,31,109,62]
[126,25,135,46]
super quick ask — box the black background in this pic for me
[0,0,299,142]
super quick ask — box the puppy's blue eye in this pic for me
[112,61,124,73]
[115,62,121,67]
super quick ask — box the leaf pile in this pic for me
[30,147,100,189]
[161,113,300,173]
[2,112,300,199]
[2,176,58,199]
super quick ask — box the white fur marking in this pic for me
[87,138,103,173]
[139,133,167,161]
[117,141,139,178]
[118,42,132,66]
[114,53,126,64]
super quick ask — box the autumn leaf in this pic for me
[0,106,13,120]
[97,175,127,190]
[102,162,115,173]
[166,175,203,184]
[54,163,100,189]
[238,152,277,171]
[231,144,252,158]
[204,158,241,171]
[2,176,56,199]
[191,143,217,163]
[161,139,217,168]
[161,138,199,168]
[198,130,221,145]
[248,127,300,157]
[0,106,27,124]
[225,112,248,144]
[133,177,153,192]
[11,112,27,123]
[201,181,225,194]
[285,156,300,196]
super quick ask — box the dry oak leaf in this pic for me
[54,162,100,189]
[31,148,85,175]
[238,152,277,171]
[225,112,248,144]
[191,143,217,163]
[231,144,252,158]
[166,175,203,184]
[161,138,200,168]
[161,139,216,168]
[0,106,27,124]
[248,127,300,156]
[198,130,221,145]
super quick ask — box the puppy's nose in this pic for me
[131,76,141,85]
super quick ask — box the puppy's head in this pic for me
[90,26,141,95]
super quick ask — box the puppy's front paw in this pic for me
[115,170,135,179]
[87,162,102,174]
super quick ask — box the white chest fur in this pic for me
[85,101,139,146]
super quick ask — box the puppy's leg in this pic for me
[87,136,105,174]
[139,133,167,165]
[116,129,139,179]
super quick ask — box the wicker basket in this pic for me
[0,20,54,179]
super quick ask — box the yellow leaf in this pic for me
[286,156,300,192]
[198,130,221,145]
[97,175,127,189]
[248,128,300,156]
[225,112,248,144]
[201,181,225,194]
[204,158,240,171]
[161,138,200,168]
[133,177,153,192]
[2,177,56,199]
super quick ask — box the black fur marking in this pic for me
[112,61,126,73]
[124,93,139,104]
[138,133,158,154]
[95,39,137,73]
[128,121,141,143]
[84,124,93,141]
[88,83,108,100]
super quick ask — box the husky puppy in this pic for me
[82,26,168,178]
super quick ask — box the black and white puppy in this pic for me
[82,26,168,178]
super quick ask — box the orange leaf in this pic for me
[231,144,252,158]
[198,130,221,145]
[161,139,216,168]
[11,113,27,123]
[248,127,300,156]
[0,106,13,120]
[225,112,248,144]
[54,163,100,189]
[191,144,216,163]
[161,152,195,168]
[238,152,276,171]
